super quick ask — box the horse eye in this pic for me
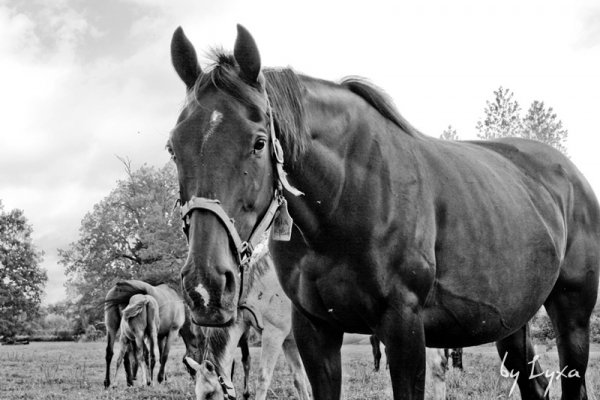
[166,145,176,160]
[253,139,266,153]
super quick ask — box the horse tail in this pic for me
[104,280,156,311]
[143,296,159,328]
[122,296,150,320]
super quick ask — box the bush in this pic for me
[530,311,555,343]
[78,325,103,342]
[590,314,600,343]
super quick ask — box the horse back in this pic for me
[154,284,186,334]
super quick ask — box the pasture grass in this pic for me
[1,340,599,399]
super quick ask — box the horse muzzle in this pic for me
[181,261,238,326]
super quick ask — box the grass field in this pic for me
[1,339,600,399]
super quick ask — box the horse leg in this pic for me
[496,324,549,399]
[125,349,136,386]
[425,348,448,400]
[544,263,597,400]
[114,340,129,385]
[134,336,148,386]
[281,333,311,400]
[148,332,160,385]
[375,305,426,400]
[156,335,167,383]
[104,329,115,388]
[292,306,344,400]
[369,335,382,372]
[451,348,463,370]
[239,333,251,400]
[254,321,287,400]
[157,329,176,383]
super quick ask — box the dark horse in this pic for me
[167,25,600,400]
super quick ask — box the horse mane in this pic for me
[190,50,418,166]
[263,69,310,163]
[201,326,230,370]
[340,76,420,137]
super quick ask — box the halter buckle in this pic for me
[218,375,236,400]
[239,242,253,266]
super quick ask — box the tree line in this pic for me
[442,86,568,155]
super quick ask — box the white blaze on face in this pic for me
[195,283,211,306]
[200,110,223,155]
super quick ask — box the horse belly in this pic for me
[423,242,562,347]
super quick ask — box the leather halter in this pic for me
[179,91,302,305]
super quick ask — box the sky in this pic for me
[1,0,599,304]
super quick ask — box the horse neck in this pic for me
[285,79,421,245]
[203,319,248,377]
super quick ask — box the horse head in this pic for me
[185,357,235,400]
[169,25,277,326]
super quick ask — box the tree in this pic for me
[0,201,46,337]
[476,87,523,139]
[522,100,568,155]
[440,125,459,141]
[59,161,187,326]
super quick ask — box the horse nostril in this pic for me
[224,270,235,295]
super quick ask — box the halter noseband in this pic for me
[179,91,302,307]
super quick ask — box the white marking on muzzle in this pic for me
[200,110,223,155]
[195,283,211,306]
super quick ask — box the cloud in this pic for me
[0,0,180,303]
[2,0,600,306]
[577,6,600,49]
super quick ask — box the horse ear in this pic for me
[234,24,261,84]
[185,357,202,372]
[171,27,201,89]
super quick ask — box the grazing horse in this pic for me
[104,280,185,387]
[185,251,310,400]
[168,25,600,400]
[182,318,253,398]
[113,294,160,386]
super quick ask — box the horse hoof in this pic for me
[244,392,250,400]
[104,380,110,388]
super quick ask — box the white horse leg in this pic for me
[255,322,287,400]
[426,347,448,400]
[281,333,311,400]
[135,337,148,386]
[149,329,160,385]
[113,342,127,384]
